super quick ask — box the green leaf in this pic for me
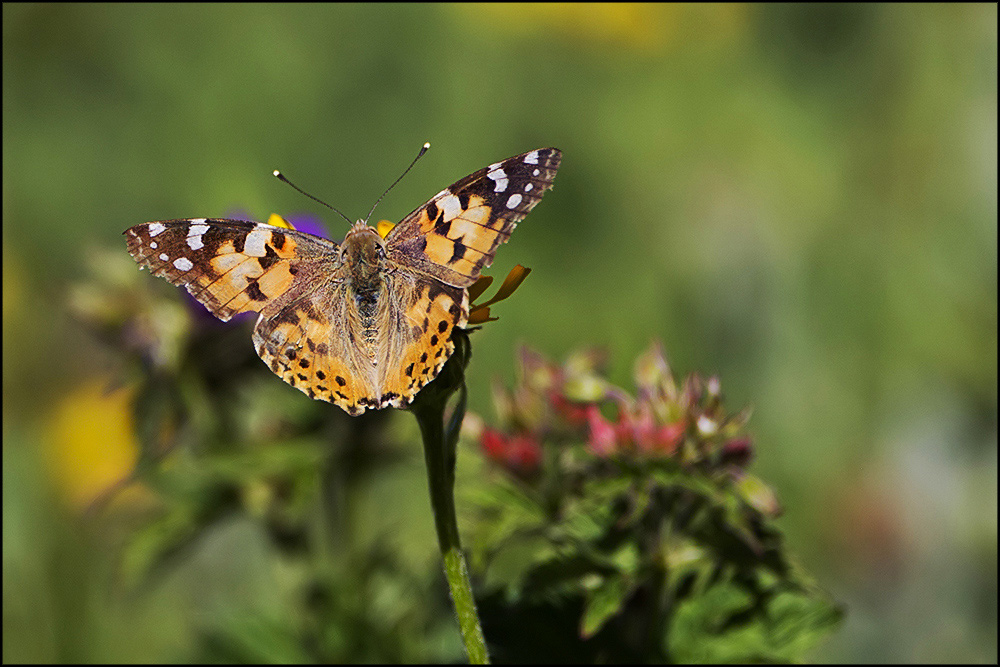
[196,612,312,664]
[735,473,782,517]
[667,569,843,662]
[580,574,631,638]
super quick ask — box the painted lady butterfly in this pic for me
[125,147,561,415]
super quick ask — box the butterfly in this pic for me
[124,147,561,415]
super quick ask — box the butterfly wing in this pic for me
[372,273,469,407]
[385,147,561,288]
[125,218,336,320]
[251,283,383,414]
[370,147,561,406]
[125,218,380,413]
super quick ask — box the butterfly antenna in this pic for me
[364,142,430,225]
[273,170,354,225]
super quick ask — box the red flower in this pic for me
[653,420,686,454]
[479,428,541,473]
[549,389,592,426]
[480,428,508,461]
[507,434,542,471]
[719,437,753,468]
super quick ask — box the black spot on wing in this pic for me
[246,280,266,302]
[449,239,467,264]
[260,247,279,269]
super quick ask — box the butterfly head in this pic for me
[343,220,386,285]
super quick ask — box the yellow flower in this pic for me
[267,213,295,229]
[376,219,396,238]
[44,379,145,510]
[457,3,677,52]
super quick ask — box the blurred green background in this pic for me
[3,3,996,663]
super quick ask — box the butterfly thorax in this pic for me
[343,222,385,286]
[342,222,386,363]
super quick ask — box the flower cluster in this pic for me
[463,343,820,661]
[469,342,755,477]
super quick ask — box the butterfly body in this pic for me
[126,147,561,415]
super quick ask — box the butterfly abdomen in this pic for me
[353,284,382,361]
[341,224,390,365]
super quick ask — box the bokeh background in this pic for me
[3,4,996,663]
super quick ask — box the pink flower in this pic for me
[587,405,618,456]
[626,405,657,452]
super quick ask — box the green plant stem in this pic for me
[410,332,489,664]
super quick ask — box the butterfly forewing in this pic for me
[125,218,338,321]
[386,147,561,288]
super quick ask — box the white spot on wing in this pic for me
[524,150,540,164]
[532,169,540,176]
[450,215,486,241]
[244,227,269,256]
[487,166,508,192]
[187,223,210,250]
[158,253,169,261]
[524,183,533,192]
[149,241,158,249]
[439,193,462,221]
[173,257,194,271]
[148,223,166,237]
[506,193,522,209]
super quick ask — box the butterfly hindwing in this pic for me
[252,285,381,415]
[386,147,561,287]
[375,274,469,404]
